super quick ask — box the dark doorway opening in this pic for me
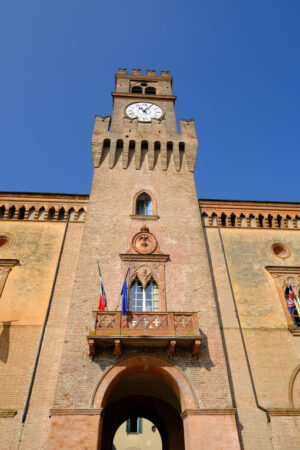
[99,373,185,450]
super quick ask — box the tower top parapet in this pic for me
[116,68,172,81]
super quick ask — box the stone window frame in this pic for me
[120,254,169,312]
[130,190,159,220]
[0,259,19,297]
[266,266,300,336]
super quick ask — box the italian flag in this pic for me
[98,263,107,311]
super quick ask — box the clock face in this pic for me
[125,102,163,122]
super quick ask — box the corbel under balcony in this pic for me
[87,311,201,360]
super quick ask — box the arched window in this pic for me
[267,214,273,228]
[68,208,75,220]
[130,279,158,312]
[131,86,142,94]
[9,206,15,219]
[38,207,45,220]
[58,207,65,221]
[145,86,156,95]
[28,207,35,220]
[0,206,5,219]
[77,208,85,221]
[136,193,152,215]
[221,213,227,227]
[285,287,300,327]
[18,206,25,220]
[240,214,246,227]
[48,207,55,221]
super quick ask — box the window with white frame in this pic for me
[130,279,158,311]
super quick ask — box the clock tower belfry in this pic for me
[92,68,198,172]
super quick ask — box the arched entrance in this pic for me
[92,355,197,450]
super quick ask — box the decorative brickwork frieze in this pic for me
[200,199,300,230]
[0,192,88,222]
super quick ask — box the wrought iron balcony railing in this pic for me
[87,311,201,359]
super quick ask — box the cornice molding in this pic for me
[181,408,236,419]
[199,199,300,212]
[120,253,169,262]
[266,266,300,275]
[0,259,19,268]
[0,409,17,418]
[268,408,300,416]
[50,408,102,416]
[130,215,159,221]
[112,92,176,101]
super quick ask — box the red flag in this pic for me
[98,263,107,311]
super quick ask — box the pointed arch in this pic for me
[132,189,157,216]
[28,206,35,220]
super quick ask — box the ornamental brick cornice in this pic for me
[0,192,88,222]
[199,199,300,229]
[199,199,300,213]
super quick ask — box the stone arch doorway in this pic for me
[93,355,195,450]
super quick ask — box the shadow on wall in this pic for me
[0,321,13,363]
[198,331,215,371]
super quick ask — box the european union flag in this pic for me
[121,266,130,315]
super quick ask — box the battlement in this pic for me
[116,68,171,80]
[92,115,197,172]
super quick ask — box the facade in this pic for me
[0,69,299,449]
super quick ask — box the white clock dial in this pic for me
[125,102,163,122]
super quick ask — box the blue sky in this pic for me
[1,1,299,201]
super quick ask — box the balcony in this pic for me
[87,311,201,359]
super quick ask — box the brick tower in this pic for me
[46,69,240,449]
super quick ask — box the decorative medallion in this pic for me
[132,226,158,255]
[271,242,290,259]
[0,233,14,252]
